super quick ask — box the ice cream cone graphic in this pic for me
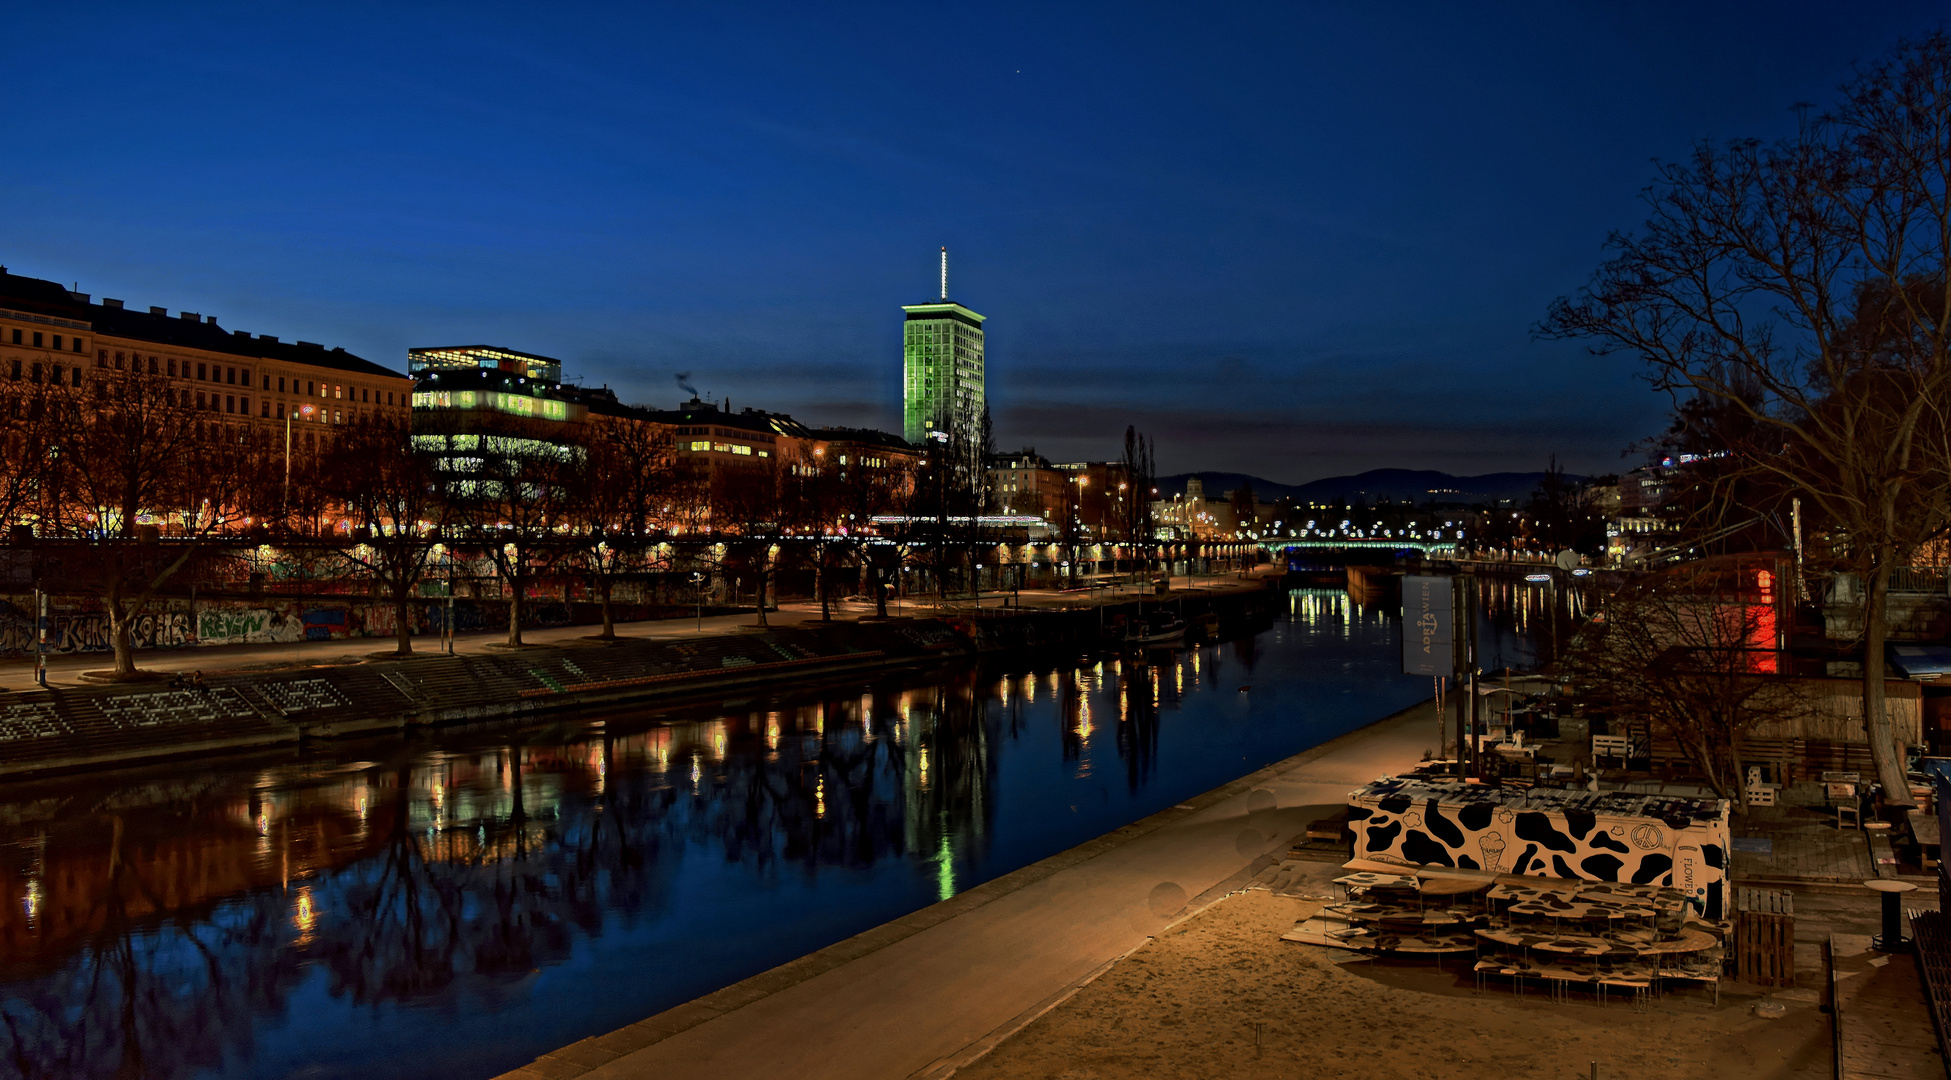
[1479,831,1507,872]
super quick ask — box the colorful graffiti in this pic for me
[0,602,196,656]
[0,598,439,656]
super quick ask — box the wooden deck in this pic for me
[1831,932,1944,1080]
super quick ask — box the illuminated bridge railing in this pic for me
[1262,539,1458,557]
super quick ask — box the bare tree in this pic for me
[1120,425,1158,574]
[444,420,578,647]
[713,457,784,627]
[319,415,450,656]
[39,370,267,678]
[568,416,678,639]
[1540,33,1951,807]
[1563,560,1812,810]
[0,368,62,531]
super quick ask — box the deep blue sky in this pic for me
[3,2,1943,482]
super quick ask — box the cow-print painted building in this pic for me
[1349,779,1731,920]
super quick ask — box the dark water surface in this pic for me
[0,586,1554,1080]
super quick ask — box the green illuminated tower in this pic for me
[902,247,986,445]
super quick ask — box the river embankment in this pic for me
[488,692,1440,1080]
[0,581,1282,779]
[0,619,968,778]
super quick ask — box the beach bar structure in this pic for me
[1347,779,1731,920]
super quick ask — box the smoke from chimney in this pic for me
[675,371,699,398]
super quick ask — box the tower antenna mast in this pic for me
[940,246,948,301]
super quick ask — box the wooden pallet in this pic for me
[1734,887,1795,988]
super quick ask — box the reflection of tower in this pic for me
[901,248,987,446]
[901,673,996,899]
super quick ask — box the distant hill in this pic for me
[1154,468,1574,506]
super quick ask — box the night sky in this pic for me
[3,3,1942,482]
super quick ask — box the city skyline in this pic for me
[1,3,1945,482]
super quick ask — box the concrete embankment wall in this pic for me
[0,583,1288,780]
[0,619,970,779]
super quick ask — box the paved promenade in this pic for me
[0,572,1271,693]
[494,694,1431,1080]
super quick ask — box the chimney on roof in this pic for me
[259,334,278,343]
[103,298,123,309]
[204,315,218,324]
[298,341,322,349]
[68,291,89,303]
[179,311,199,322]
[149,306,167,316]
[233,330,250,339]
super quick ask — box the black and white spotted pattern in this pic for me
[1349,779,1731,920]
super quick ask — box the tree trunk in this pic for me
[107,588,138,679]
[754,565,769,628]
[393,578,414,656]
[507,576,525,646]
[818,547,830,622]
[1863,561,1915,813]
[596,573,615,640]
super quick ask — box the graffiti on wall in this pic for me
[0,602,197,656]
[0,597,433,656]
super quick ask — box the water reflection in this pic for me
[0,590,1511,1080]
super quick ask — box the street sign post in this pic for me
[1401,575,1452,676]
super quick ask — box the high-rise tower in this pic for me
[901,247,986,445]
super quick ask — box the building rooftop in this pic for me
[0,268,404,380]
[1353,778,1727,825]
[900,301,986,325]
[409,344,562,382]
[820,426,914,452]
[636,398,814,439]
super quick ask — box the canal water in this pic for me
[0,584,1554,1080]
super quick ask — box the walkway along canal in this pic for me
[0,584,1552,1080]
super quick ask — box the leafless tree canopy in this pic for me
[1541,32,1951,807]
[1563,561,1812,810]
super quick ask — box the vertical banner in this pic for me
[1401,574,1452,676]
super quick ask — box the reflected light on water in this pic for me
[936,835,956,901]
[291,886,317,949]
[0,587,1560,1080]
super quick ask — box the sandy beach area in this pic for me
[957,886,1832,1080]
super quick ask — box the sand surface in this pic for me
[956,888,1831,1080]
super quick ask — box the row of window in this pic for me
[93,349,402,406]
[7,328,85,352]
[8,360,82,386]
[687,440,765,457]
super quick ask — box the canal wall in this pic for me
[0,619,970,779]
[0,581,1287,781]
[0,592,740,657]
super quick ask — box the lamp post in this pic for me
[283,404,317,530]
[34,585,47,687]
